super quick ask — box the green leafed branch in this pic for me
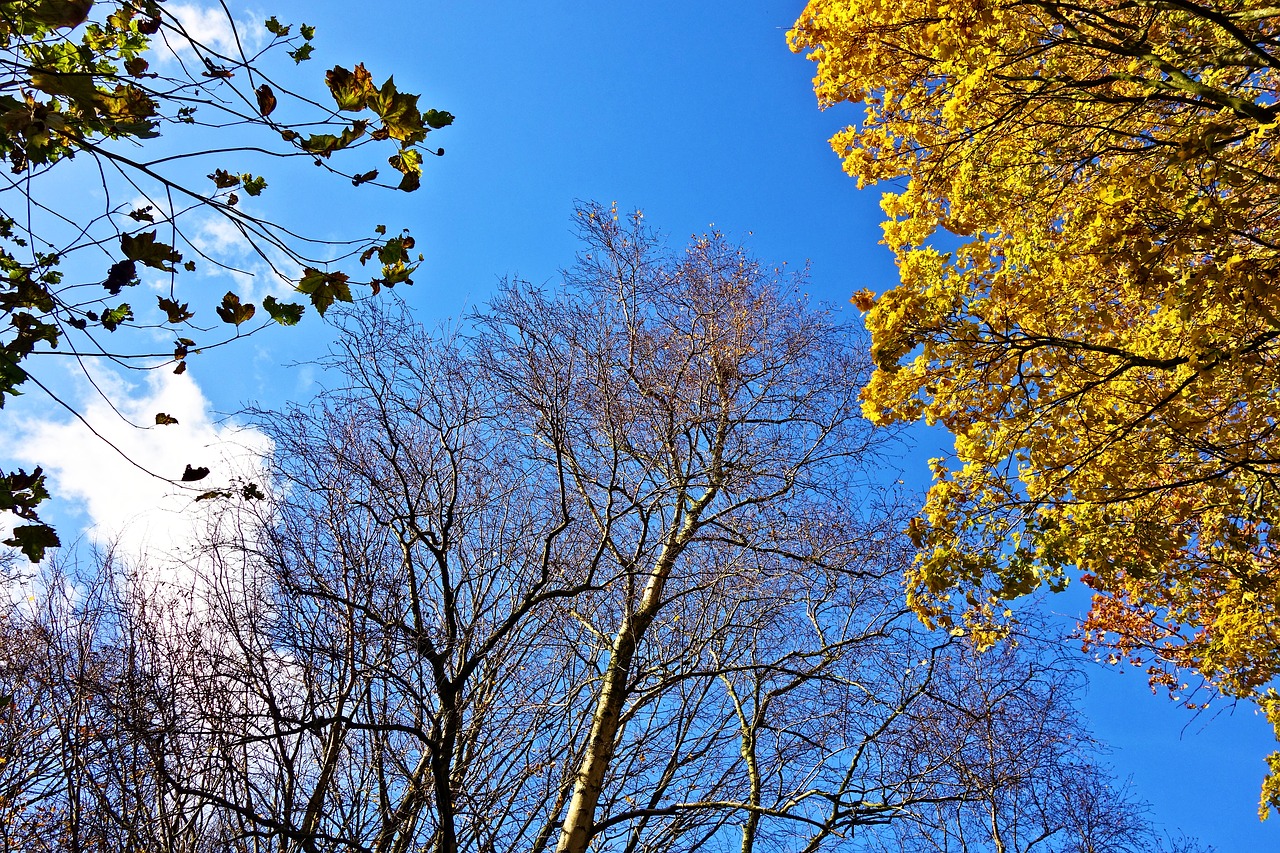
[0,1,452,561]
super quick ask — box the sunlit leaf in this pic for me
[296,267,351,315]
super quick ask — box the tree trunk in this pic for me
[554,508,705,853]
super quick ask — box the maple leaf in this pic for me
[326,64,377,112]
[120,231,182,271]
[158,296,194,324]
[263,295,304,326]
[215,292,255,326]
[296,268,351,315]
[373,76,427,145]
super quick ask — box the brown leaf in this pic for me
[181,464,210,482]
[256,84,277,117]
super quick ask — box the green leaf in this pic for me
[215,291,255,326]
[0,467,50,513]
[106,5,132,31]
[29,70,98,107]
[0,352,28,405]
[361,234,416,288]
[101,303,133,331]
[389,147,422,192]
[300,23,316,40]
[301,133,339,156]
[380,234,414,265]
[296,268,351,316]
[6,313,60,353]
[5,523,59,562]
[374,76,427,145]
[389,149,422,172]
[424,109,454,129]
[241,174,267,196]
[289,43,314,63]
[95,84,158,132]
[27,0,93,29]
[326,64,376,112]
[263,295,304,326]
[264,15,290,36]
[340,121,367,147]
[120,231,182,271]
[4,275,62,314]
[0,465,58,562]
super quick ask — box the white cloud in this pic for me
[118,200,297,313]
[0,368,272,567]
[194,216,252,257]
[187,215,297,305]
[160,4,267,61]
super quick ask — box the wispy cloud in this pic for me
[159,3,268,62]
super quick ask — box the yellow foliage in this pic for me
[793,0,1280,813]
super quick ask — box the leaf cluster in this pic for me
[0,0,450,560]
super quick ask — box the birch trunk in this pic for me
[553,498,711,853]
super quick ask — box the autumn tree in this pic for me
[790,0,1280,810]
[0,206,1198,853]
[0,0,451,560]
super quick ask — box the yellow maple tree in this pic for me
[791,0,1280,812]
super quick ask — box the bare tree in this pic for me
[0,205,1204,853]
[863,629,1217,853]
[0,551,237,853]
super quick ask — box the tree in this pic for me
[0,551,211,853]
[0,0,452,560]
[866,631,1215,853]
[0,205,1197,853]
[790,0,1280,810]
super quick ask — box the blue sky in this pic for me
[5,1,1278,848]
